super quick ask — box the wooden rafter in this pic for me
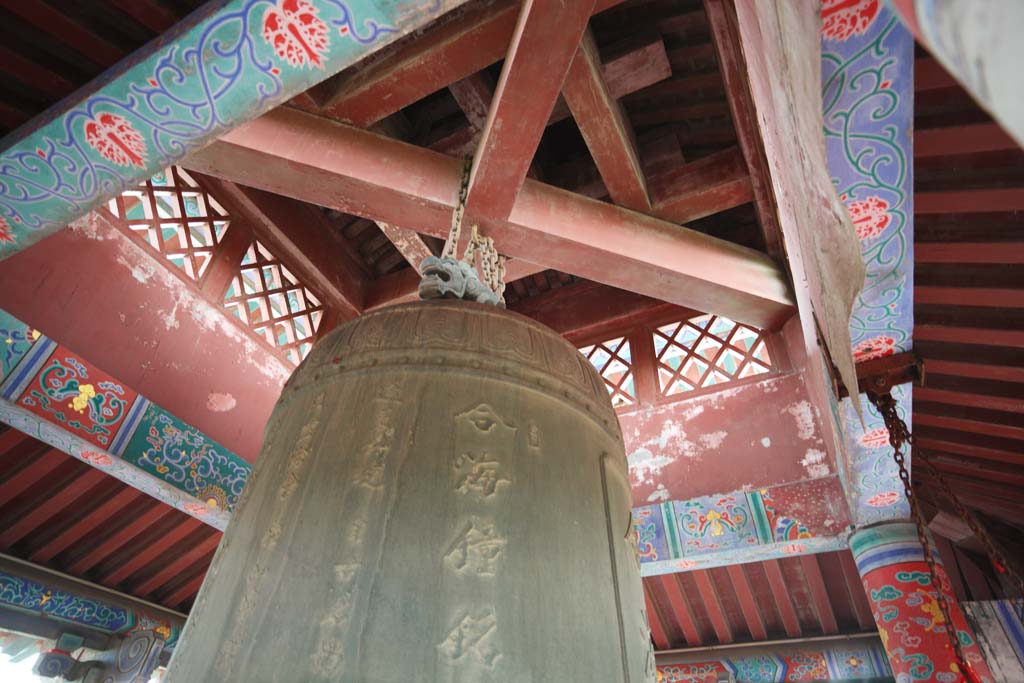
[184,108,795,329]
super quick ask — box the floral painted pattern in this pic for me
[845,195,892,241]
[263,0,330,68]
[84,113,147,168]
[852,336,896,362]
[0,217,13,244]
[822,0,881,42]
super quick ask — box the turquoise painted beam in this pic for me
[0,0,470,258]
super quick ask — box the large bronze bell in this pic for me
[166,300,653,681]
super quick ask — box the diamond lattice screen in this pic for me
[579,337,635,408]
[108,166,230,281]
[224,240,324,365]
[654,315,772,397]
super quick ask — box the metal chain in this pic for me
[441,157,507,303]
[868,392,980,683]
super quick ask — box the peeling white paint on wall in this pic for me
[760,437,772,448]
[628,448,676,486]
[800,448,830,478]
[646,483,669,502]
[699,431,728,450]
[207,392,238,412]
[782,400,816,440]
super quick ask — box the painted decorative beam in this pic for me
[183,107,796,329]
[0,553,185,651]
[562,28,650,212]
[463,0,596,225]
[0,0,471,258]
[656,634,892,682]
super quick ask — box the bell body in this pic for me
[166,300,653,682]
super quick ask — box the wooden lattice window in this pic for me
[223,240,324,365]
[579,337,635,407]
[108,166,230,281]
[653,314,772,397]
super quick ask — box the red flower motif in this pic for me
[846,196,892,240]
[867,491,900,507]
[183,502,210,517]
[675,560,698,570]
[263,0,329,69]
[0,217,14,245]
[781,543,807,554]
[84,113,147,168]
[852,335,895,362]
[81,450,113,467]
[822,0,881,42]
[859,427,890,449]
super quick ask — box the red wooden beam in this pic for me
[0,468,108,547]
[915,387,1023,415]
[703,0,783,256]
[799,554,839,635]
[0,449,65,505]
[916,189,1024,214]
[375,223,435,274]
[916,286,1024,308]
[464,0,596,225]
[131,531,222,596]
[649,146,753,224]
[916,242,1024,264]
[657,574,703,647]
[193,176,366,319]
[66,503,174,575]
[763,559,802,638]
[915,123,1020,157]
[562,28,649,211]
[29,488,144,564]
[725,564,767,641]
[184,108,795,329]
[101,518,205,586]
[449,73,494,132]
[693,570,733,644]
[198,220,254,299]
[644,585,671,650]
[838,551,875,632]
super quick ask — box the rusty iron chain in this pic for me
[441,156,507,303]
[868,391,980,683]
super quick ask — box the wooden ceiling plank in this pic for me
[924,452,1024,487]
[448,72,494,132]
[915,122,1020,158]
[101,517,205,586]
[916,188,1024,214]
[643,585,671,650]
[657,574,703,647]
[131,531,221,596]
[915,57,957,92]
[0,45,76,100]
[463,0,596,225]
[105,0,179,34]
[184,108,795,329]
[924,359,1024,384]
[66,503,174,575]
[0,425,30,454]
[913,412,1024,441]
[916,286,1024,308]
[914,436,1022,465]
[163,569,208,610]
[763,559,802,638]
[799,554,839,635]
[915,387,1024,415]
[192,176,366,319]
[0,0,126,67]
[838,551,876,632]
[29,488,144,564]
[0,449,65,505]
[916,324,1024,347]
[649,146,753,224]
[693,569,734,644]
[0,468,108,548]
[916,242,1024,264]
[725,564,767,641]
[562,28,649,211]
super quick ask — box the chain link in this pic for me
[868,392,980,683]
[441,156,507,303]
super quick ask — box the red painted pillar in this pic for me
[850,521,995,683]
